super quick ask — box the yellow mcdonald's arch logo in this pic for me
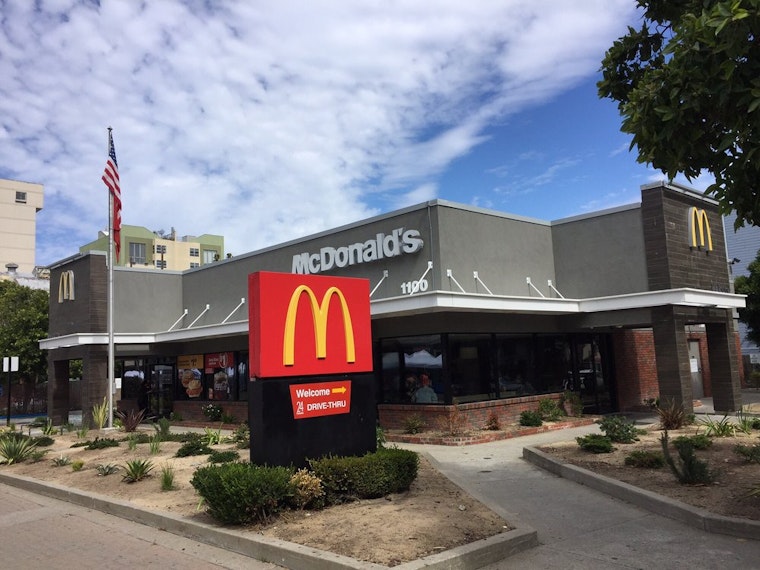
[58,270,75,303]
[283,285,356,366]
[687,207,713,251]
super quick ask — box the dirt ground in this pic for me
[1,429,508,567]
[538,424,760,521]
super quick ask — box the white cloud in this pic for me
[0,0,637,265]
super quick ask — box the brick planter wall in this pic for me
[378,393,563,432]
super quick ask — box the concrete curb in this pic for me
[0,470,536,569]
[522,446,760,541]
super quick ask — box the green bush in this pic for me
[289,468,325,510]
[734,442,760,464]
[576,434,614,453]
[175,439,212,457]
[624,450,665,468]
[0,435,38,464]
[84,437,120,450]
[309,448,419,503]
[597,416,640,443]
[660,431,715,485]
[673,433,712,450]
[230,424,250,449]
[402,414,425,434]
[191,462,293,524]
[657,399,687,430]
[519,410,543,427]
[207,449,240,464]
[30,435,55,447]
[537,398,562,421]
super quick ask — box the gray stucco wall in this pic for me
[551,205,648,298]
[113,268,184,332]
[434,204,555,297]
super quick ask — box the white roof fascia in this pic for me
[39,289,745,349]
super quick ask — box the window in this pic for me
[154,245,167,254]
[155,260,167,269]
[189,262,200,268]
[15,191,27,203]
[129,242,146,265]
[189,248,199,257]
[202,249,217,264]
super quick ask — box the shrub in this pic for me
[84,437,120,450]
[40,418,57,436]
[160,463,176,491]
[201,427,223,446]
[698,415,736,437]
[657,399,687,430]
[153,417,172,440]
[169,411,183,422]
[71,459,85,472]
[519,410,543,427]
[191,462,293,524]
[561,390,583,417]
[484,410,501,431]
[175,439,212,457]
[220,412,237,424]
[230,424,250,449]
[116,409,146,432]
[537,398,562,422]
[660,431,715,485]
[207,450,239,464]
[309,448,419,503]
[30,435,55,447]
[576,434,614,453]
[735,410,755,435]
[376,425,387,448]
[96,463,119,476]
[752,417,760,430]
[122,459,154,482]
[201,403,223,421]
[673,433,712,450]
[597,416,640,443]
[734,443,760,464]
[51,455,71,467]
[149,434,161,455]
[92,397,109,430]
[0,435,38,464]
[289,468,325,510]
[624,450,665,469]
[402,414,425,434]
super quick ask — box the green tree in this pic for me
[598,0,760,227]
[0,280,49,385]
[735,250,760,345]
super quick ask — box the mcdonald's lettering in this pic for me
[283,285,355,366]
[249,271,373,378]
[687,207,713,251]
[58,270,75,303]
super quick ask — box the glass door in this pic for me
[150,364,174,418]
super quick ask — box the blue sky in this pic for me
[0,1,714,268]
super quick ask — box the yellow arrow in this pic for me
[331,386,347,394]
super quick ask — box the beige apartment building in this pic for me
[80,225,224,271]
[0,178,44,274]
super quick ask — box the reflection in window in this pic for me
[379,335,442,404]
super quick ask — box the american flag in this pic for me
[101,129,122,258]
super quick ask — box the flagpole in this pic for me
[107,127,115,429]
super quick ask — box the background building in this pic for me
[0,177,44,275]
[80,225,224,271]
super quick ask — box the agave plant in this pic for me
[0,436,38,465]
[122,459,154,482]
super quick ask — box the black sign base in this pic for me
[248,374,376,468]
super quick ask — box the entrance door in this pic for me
[573,336,614,414]
[150,364,174,418]
[688,340,704,399]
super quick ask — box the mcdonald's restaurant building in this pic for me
[43,181,746,430]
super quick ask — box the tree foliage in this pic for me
[598,0,760,227]
[735,249,760,345]
[0,280,49,383]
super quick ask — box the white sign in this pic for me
[2,356,19,372]
[292,227,424,274]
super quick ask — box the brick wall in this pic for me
[613,329,658,411]
[377,393,562,432]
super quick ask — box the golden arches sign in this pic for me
[282,285,356,366]
[57,270,75,302]
[687,207,713,251]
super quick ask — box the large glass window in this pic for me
[379,335,442,404]
[448,334,492,403]
[202,249,217,264]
